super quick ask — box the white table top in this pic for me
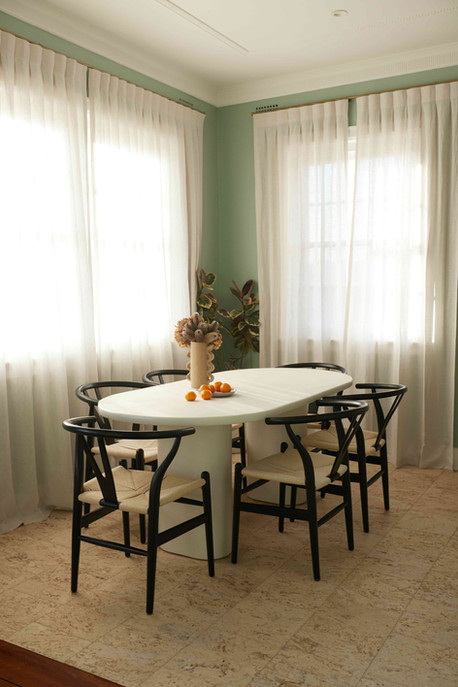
[98,367,352,427]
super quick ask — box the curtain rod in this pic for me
[251,76,458,115]
[1,27,206,115]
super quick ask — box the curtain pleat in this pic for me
[253,84,458,469]
[0,32,205,533]
[254,100,350,366]
[87,69,205,380]
[0,31,91,532]
[347,84,458,468]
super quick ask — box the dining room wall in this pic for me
[1,9,457,454]
[214,67,458,451]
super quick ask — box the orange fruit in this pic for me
[209,384,215,393]
[185,391,196,401]
[200,384,211,391]
[221,383,232,393]
[201,389,213,400]
[213,381,222,391]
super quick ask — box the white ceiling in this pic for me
[3,0,458,105]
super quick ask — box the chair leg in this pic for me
[135,450,147,544]
[201,471,215,577]
[83,460,92,525]
[139,515,146,544]
[122,511,131,557]
[380,445,390,511]
[289,485,297,522]
[356,453,370,533]
[279,483,286,532]
[231,463,243,564]
[238,425,247,491]
[146,509,159,615]
[343,472,354,551]
[71,499,83,593]
[307,492,320,581]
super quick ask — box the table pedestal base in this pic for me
[158,424,233,560]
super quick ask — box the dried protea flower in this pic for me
[174,313,223,349]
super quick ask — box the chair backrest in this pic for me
[63,416,195,508]
[75,381,149,433]
[343,383,407,450]
[279,362,346,373]
[143,369,188,385]
[266,398,368,488]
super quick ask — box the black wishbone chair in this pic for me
[302,383,407,532]
[279,362,347,374]
[143,368,247,475]
[232,398,368,582]
[142,369,188,385]
[277,362,348,511]
[76,381,158,543]
[63,417,214,615]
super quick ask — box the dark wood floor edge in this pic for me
[0,677,22,687]
[0,640,122,687]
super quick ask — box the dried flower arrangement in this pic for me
[174,312,223,350]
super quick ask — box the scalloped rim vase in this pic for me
[187,342,215,389]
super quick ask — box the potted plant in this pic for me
[196,269,260,370]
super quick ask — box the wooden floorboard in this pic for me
[0,641,122,687]
[0,678,21,687]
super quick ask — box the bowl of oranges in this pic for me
[185,381,235,401]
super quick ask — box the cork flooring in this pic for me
[0,464,457,687]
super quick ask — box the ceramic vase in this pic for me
[187,342,215,388]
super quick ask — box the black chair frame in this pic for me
[288,383,407,529]
[232,398,368,582]
[279,362,346,374]
[76,380,156,543]
[63,417,214,615]
[142,369,187,385]
[335,383,407,532]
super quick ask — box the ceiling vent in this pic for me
[255,104,279,112]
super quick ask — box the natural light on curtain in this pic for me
[345,86,457,469]
[0,31,205,534]
[0,32,91,533]
[0,118,86,355]
[254,84,458,469]
[254,100,350,366]
[87,70,205,379]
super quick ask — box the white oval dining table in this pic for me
[98,367,352,559]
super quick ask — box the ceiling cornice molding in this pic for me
[1,0,219,105]
[216,41,458,107]
[2,1,457,109]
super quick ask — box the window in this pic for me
[286,126,426,345]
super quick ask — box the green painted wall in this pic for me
[0,11,219,269]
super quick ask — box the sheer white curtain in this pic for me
[0,33,205,534]
[346,84,458,468]
[87,69,205,380]
[0,31,93,532]
[254,100,349,365]
[254,84,458,469]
